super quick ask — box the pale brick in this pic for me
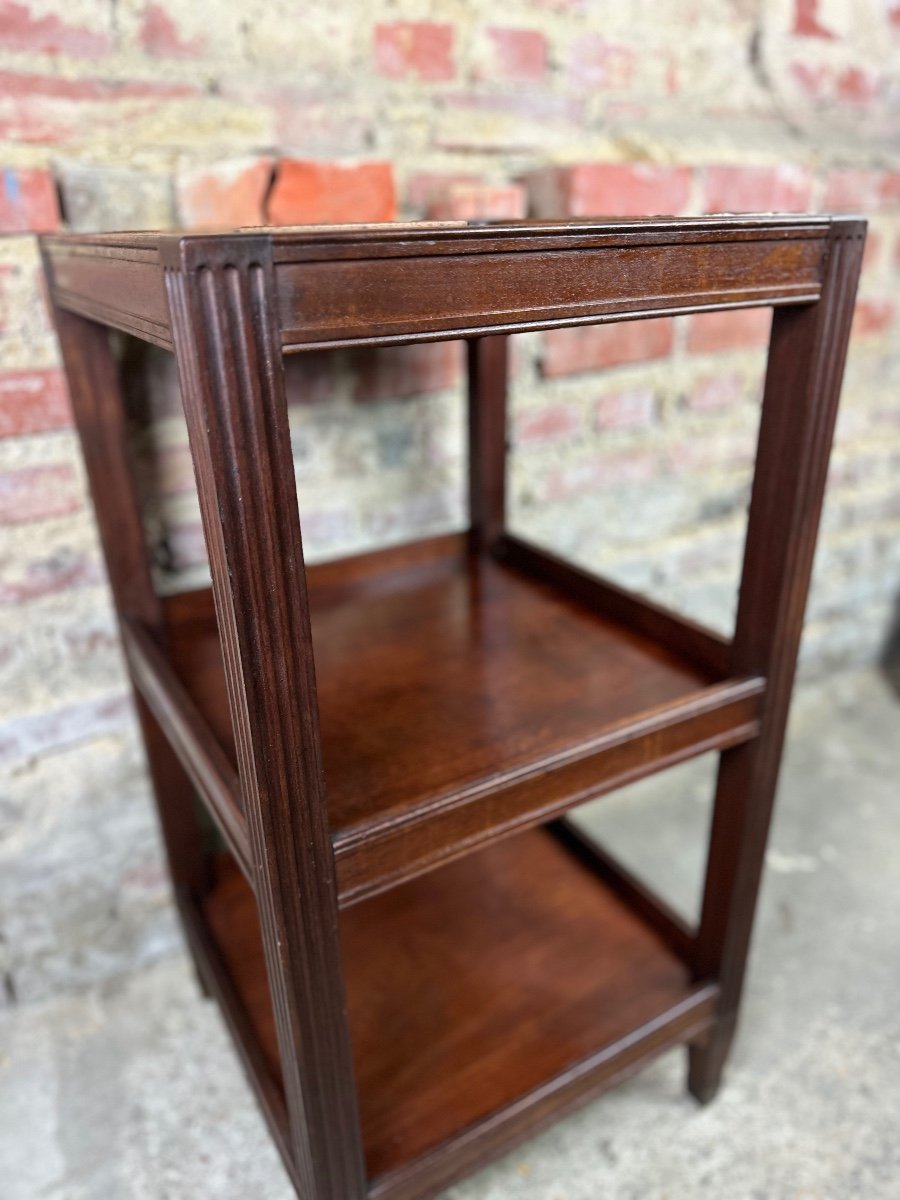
[0,463,82,525]
[0,693,132,763]
[516,403,582,445]
[56,160,174,233]
[544,451,659,499]
[594,387,656,430]
[567,36,634,90]
[686,372,748,413]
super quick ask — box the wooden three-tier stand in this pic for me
[41,214,863,1200]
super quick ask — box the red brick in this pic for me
[177,156,273,228]
[0,463,82,525]
[542,318,674,377]
[702,164,813,213]
[139,3,204,57]
[0,369,71,437]
[267,159,396,225]
[685,372,747,413]
[879,171,900,207]
[526,163,692,218]
[228,84,371,160]
[485,28,548,81]
[0,0,111,56]
[594,387,656,430]
[823,169,882,211]
[374,21,455,82]
[686,308,772,353]
[0,166,59,232]
[516,403,582,445]
[353,341,462,402]
[0,70,196,102]
[862,230,881,274]
[567,36,634,90]
[851,299,894,338]
[836,66,877,104]
[791,0,837,38]
[426,182,526,221]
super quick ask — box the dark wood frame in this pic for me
[41,214,864,1199]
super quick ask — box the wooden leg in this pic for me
[164,236,367,1199]
[688,221,865,1103]
[47,298,211,908]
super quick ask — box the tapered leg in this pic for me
[689,220,865,1101]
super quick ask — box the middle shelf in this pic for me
[128,532,764,905]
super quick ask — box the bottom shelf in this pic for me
[202,828,716,1198]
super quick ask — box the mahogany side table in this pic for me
[41,215,864,1200]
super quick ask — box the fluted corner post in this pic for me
[689,217,866,1102]
[162,235,367,1199]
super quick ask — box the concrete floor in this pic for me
[2,668,900,1199]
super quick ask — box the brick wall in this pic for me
[2,0,899,1001]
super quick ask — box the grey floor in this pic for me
[3,668,900,1199]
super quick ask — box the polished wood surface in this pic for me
[204,828,716,1193]
[160,536,763,903]
[41,215,864,1199]
[42,215,830,352]
[689,218,866,1099]
[165,236,366,1197]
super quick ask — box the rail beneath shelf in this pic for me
[496,533,732,679]
[368,984,718,1200]
[121,616,253,885]
[548,817,697,965]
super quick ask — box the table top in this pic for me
[40,212,839,256]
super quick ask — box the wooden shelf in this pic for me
[201,826,717,1198]
[157,533,764,904]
